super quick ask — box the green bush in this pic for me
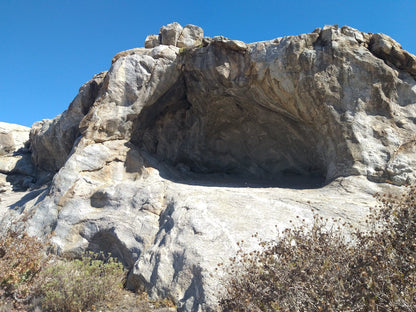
[35,252,126,312]
[219,186,416,311]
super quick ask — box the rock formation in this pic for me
[0,122,36,193]
[0,23,415,311]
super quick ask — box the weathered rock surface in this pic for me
[145,22,204,49]
[177,24,204,48]
[0,122,30,156]
[1,23,416,311]
[0,122,36,193]
[30,72,106,172]
[369,32,416,79]
[145,34,160,49]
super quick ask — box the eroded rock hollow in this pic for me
[132,61,328,187]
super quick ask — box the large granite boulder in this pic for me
[0,122,36,193]
[0,122,30,156]
[1,23,415,311]
[145,23,204,49]
[177,24,204,48]
[159,22,183,46]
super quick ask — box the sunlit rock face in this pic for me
[1,23,415,311]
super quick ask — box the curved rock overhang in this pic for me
[130,41,348,188]
[28,25,416,188]
[126,27,416,187]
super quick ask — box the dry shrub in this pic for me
[220,186,416,311]
[0,231,47,303]
[0,230,174,312]
[35,252,126,312]
[0,232,127,311]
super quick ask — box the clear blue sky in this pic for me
[1,0,415,127]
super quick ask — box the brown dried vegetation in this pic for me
[0,232,175,311]
[220,186,416,311]
[0,232,47,310]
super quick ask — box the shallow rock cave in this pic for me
[131,76,330,188]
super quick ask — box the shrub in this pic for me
[0,231,172,311]
[219,186,416,311]
[0,231,47,303]
[35,252,126,312]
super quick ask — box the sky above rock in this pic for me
[1,0,415,127]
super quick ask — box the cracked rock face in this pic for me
[1,23,416,311]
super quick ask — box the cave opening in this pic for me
[131,78,327,189]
